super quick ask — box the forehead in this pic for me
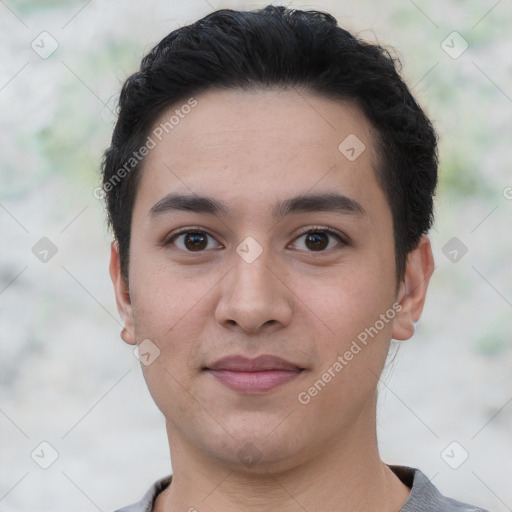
[134,87,389,225]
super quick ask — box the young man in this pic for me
[102,5,489,512]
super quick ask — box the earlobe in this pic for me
[109,241,137,346]
[392,235,435,341]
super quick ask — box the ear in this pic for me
[392,235,435,341]
[109,240,136,345]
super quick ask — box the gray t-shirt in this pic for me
[113,465,489,512]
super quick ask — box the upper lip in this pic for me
[205,355,303,372]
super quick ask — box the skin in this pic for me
[110,87,434,512]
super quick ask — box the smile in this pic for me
[204,354,305,393]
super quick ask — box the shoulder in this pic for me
[389,465,489,512]
[112,475,172,512]
[113,468,490,512]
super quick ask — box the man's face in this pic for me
[113,88,407,471]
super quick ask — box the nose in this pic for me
[214,243,294,335]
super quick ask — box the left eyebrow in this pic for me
[271,192,366,220]
[148,192,366,220]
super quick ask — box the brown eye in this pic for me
[184,232,208,251]
[166,230,222,252]
[305,232,329,251]
[289,228,346,252]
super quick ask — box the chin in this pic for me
[202,428,311,475]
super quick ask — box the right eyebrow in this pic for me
[149,193,228,218]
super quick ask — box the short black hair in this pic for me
[101,5,438,283]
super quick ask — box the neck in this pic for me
[154,401,410,512]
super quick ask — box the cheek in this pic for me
[129,257,211,336]
[294,278,395,426]
[305,263,395,336]
[296,265,396,389]
[128,262,216,393]
[129,269,212,414]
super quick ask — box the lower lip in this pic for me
[207,369,302,393]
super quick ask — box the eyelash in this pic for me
[164,225,347,253]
